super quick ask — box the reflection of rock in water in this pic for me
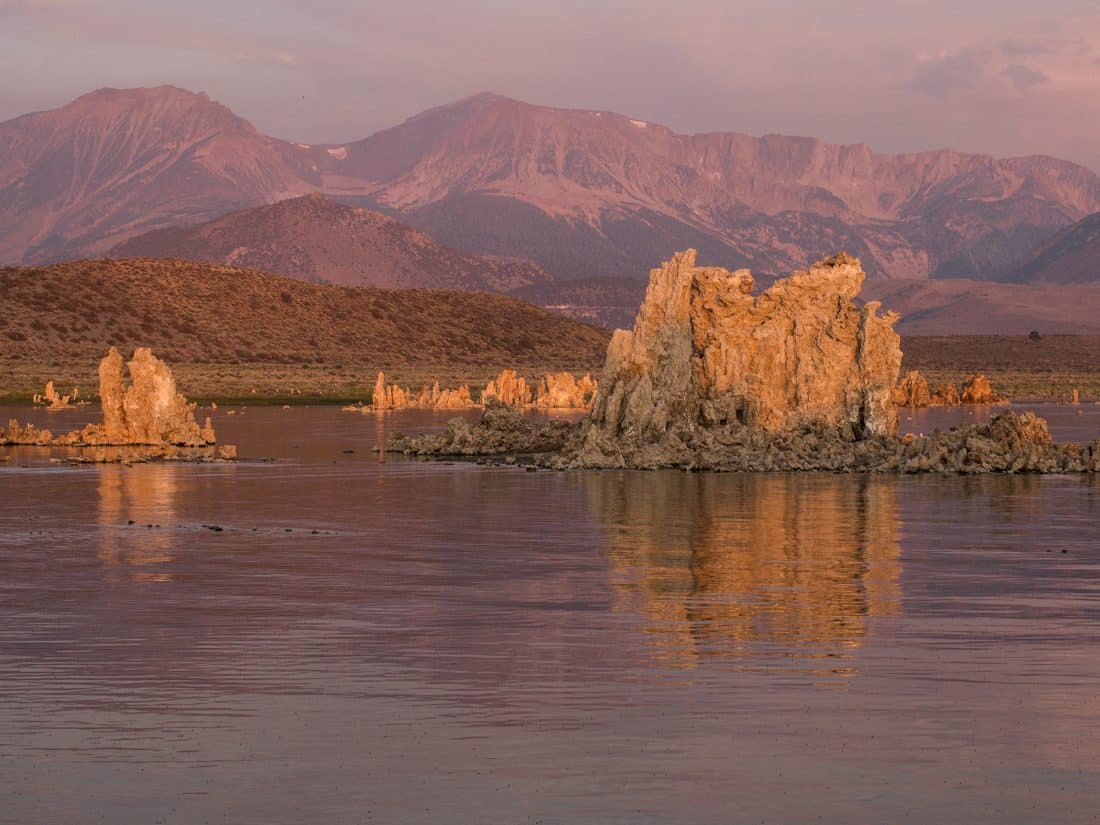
[98,464,180,582]
[586,473,900,671]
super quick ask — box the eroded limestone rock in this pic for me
[566,251,902,468]
[932,383,961,406]
[360,369,595,413]
[367,371,476,412]
[1,419,53,445]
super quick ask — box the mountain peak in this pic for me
[65,84,217,113]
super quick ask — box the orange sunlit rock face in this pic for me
[571,250,902,467]
[363,369,598,413]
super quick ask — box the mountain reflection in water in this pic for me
[587,473,900,671]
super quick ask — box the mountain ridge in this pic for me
[4,85,1100,285]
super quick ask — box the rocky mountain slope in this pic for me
[0,86,319,264]
[996,212,1100,285]
[342,93,1100,283]
[0,258,608,368]
[110,194,552,291]
[4,87,1100,289]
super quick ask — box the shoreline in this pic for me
[3,340,1100,408]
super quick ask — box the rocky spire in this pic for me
[571,250,902,467]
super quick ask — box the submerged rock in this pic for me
[565,251,902,468]
[58,444,237,464]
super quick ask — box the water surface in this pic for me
[2,403,1100,824]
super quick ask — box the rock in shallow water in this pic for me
[383,251,1098,474]
[2,347,232,459]
[562,250,902,468]
[384,401,574,457]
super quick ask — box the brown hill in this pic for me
[0,258,609,370]
[0,86,319,264]
[5,87,1100,291]
[110,194,553,292]
[997,212,1100,285]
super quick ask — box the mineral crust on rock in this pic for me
[564,250,902,468]
[384,401,574,456]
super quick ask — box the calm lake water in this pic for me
[3,403,1100,824]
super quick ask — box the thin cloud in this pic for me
[1001,64,1052,92]
[999,40,1056,57]
[913,48,992,96]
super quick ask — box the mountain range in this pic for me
[2,85,1100,333]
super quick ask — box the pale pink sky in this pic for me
[3,0,1100,170]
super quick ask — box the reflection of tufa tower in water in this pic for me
[98,464,181,583]
[588,473,900,672]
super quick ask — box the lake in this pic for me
[3,403,1100,823]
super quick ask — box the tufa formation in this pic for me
[2,347,230,460]
[81,347,216,446]
[893,371,1006,408]
[34,381,79,410]
[353,369,598,413]
[566,251,902,468]
[390,251,1100,473]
